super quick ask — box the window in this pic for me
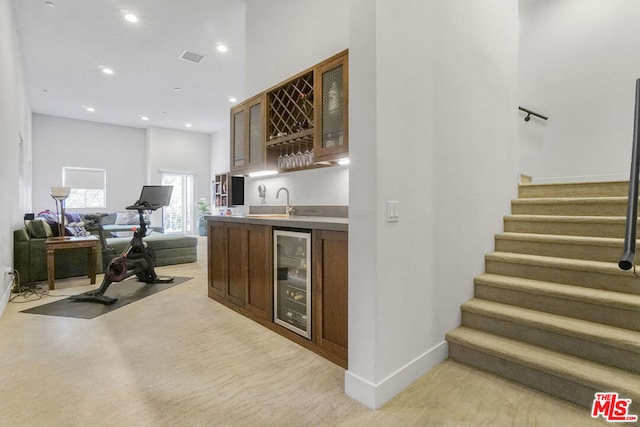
[63,167,106,209]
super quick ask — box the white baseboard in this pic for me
[344,340,448,409]
[0,281,11,319]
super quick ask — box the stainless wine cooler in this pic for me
[274,229,311,338]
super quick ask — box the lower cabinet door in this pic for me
[246,224,271,320]
[313,230,348,363]
[226,225,246,308]
[208,221,227,300]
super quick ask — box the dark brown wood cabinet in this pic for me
[314,51,349,162]
[230,94,266,175]
[207,221,271,319]
[230,51,349,175]
[313,230,348,363]
[207,218,348,368]
[245,224,272,319]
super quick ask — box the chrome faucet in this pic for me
[276,187,294,216]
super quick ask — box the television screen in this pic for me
[231,176,244,206]
[138,185,173,207]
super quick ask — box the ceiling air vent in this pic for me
[180,51,205,64]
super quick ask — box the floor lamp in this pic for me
[51,186,71,240]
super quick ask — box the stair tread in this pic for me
[513,196,628,204]
[496,232,625,246]
[518,181,629,199]
[475,273,640,310]
[486,251,627,273]
[462,298,640,353]
[505,214,628,223]
[447,327,640,398]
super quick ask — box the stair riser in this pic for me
[485,259,640,295]
[504,218,627,238]
[494,238,624,263]
[518,182,629,199]
[462,311,640,374]
[448,342,640,424]
[475,282,640,332]
[511,201,628,216]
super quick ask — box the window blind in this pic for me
[63,167,105,190]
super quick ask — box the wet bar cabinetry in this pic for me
[207,222,271,320]
[230,50,348,175]
[207,217,348,368]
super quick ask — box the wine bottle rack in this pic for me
[267,71,315,146]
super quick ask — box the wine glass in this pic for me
[295,144,304,168]
[277,148,284,169]
[282,146,290,169]
[303,145,312,167]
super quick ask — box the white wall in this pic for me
[0,0,31,315]
[210,128,230,209]
[32,114,146,212]
[518,0,640,181]
[243,0,350,209]
[346,0,518,408]
[245,0,349,97]
[244,166,349,207]
[146,126,212,228]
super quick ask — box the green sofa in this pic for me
[13,217,198,285]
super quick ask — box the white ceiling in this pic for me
[11,0,246,134]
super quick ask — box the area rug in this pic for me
[21,276,192,319]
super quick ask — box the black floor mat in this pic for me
[20,277,192,319]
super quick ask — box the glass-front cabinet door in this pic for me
[274,229,311,338]
[230,94,265,174]
[248,100,263,166]
[315,51,348,162]
[230,109,245,171]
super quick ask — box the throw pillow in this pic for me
[114,212,131,225]
[26,219,51,238]
[65,212,82,224]
[127,212,142,225]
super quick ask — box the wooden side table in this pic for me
[45,236,99,290]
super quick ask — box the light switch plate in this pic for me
[386,201,399,222]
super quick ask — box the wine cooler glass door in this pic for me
[274,230,311,339]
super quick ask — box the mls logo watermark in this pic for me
[591,392,638,423]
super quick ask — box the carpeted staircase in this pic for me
[446,180,640,422]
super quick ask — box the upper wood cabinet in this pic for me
[230,93,266,174]
[230,50,348,175]
[314,51,349,162]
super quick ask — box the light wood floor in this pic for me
[0,238,606,426]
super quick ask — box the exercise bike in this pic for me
[70,186,174,305]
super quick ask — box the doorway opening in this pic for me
[161,172,194,234]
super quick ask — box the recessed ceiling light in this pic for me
[228,97,237,103]
[101,67,114,75]
[85,106,95,112]
[173,87,181,91]
[45,1,55,7]
[124,13,138,23]
[140,116,149,121]
[185,123,192,128]
[216,44,228,53]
